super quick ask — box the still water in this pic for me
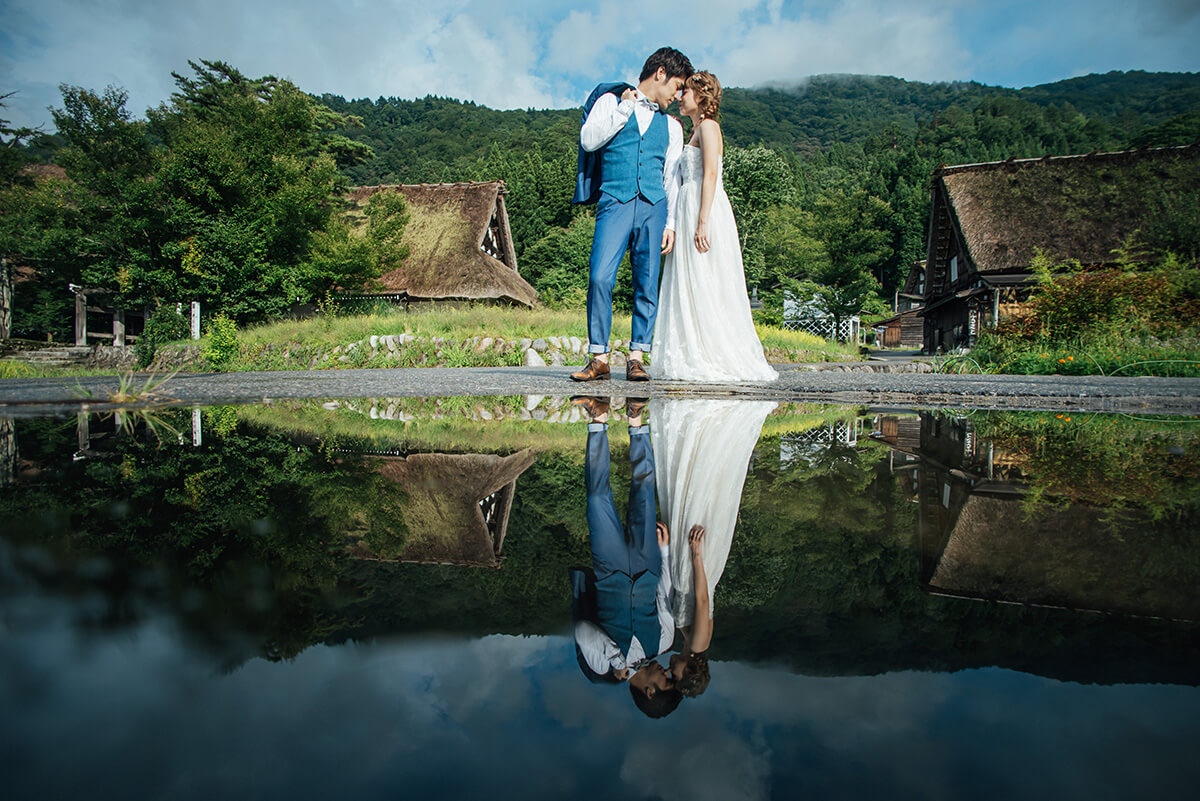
[2,397,1199,800]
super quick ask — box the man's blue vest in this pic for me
[599,111,668,205]
[572,82,669,206]
[594,570,661,657]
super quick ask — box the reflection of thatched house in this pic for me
[347,181,537,307]
[885,412,1200,621]
[921,144,1200,351]
[928,494,1200,622]
[347,449,535,567]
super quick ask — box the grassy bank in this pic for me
[153,307,861,372]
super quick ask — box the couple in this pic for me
[569,47,777,384]
[570,397,774,718]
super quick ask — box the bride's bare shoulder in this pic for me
[697,118,723,155]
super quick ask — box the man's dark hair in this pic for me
[640,47,694,82]
[630,683,683,719]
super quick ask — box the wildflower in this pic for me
[1058,358,1066,363]
[1056,414,1063,419]
[1064,417,1071,421]
[1067,356,1074,361]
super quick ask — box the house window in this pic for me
[949,256,958,283]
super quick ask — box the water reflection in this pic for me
[2,398,1199,797]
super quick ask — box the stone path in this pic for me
[2,363,1198,415]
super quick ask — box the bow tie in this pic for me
[635,95,662,113]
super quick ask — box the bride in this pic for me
[652,71,777,382]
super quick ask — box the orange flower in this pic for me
[1067,356,1074,361]
[1058,358,1066,363]
[1056,414,1063,419]
[1064,417,1071,421]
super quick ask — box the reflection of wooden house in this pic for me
[347,181,537,307]
[885,412,1200,621]
[347,450,535,567]
[921,145,1200,352]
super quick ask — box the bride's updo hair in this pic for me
[686,71,722,121]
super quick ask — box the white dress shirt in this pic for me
[574,543,676,678]
[580,89,684,231]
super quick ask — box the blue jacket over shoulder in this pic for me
[572,81,634,205]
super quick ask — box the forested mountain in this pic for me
[322,70,1200,184]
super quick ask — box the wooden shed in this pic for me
[873,307,925,348]
[347,180,537,307]
[921,144,1200,352]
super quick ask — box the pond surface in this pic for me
[2,397,1199,800]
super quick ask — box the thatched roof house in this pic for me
[921,144,1200,351]
[346,449,535,567]
[347,181,537,307]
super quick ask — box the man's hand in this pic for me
[621,88,637,103]
[656,521,669,547]
[689,524,706,556]
[661,228,675,254]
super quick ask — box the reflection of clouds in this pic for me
[4,598,1200,800]
[620,727,771,801]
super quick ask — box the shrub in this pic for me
[136,303,190,368]
[202,313,240,368]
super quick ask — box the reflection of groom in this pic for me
[570,47,693,383]
[570,398,681,718]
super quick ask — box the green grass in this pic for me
[0,360,123,379]
[161,307,861,372]
[963,329,1200,377]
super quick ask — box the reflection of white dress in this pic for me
[651,399,776,627]
[652,146,777,382]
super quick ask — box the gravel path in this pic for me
[2,363,1198,415]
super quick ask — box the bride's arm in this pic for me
[694,119,723,254]
[687,524,714,652]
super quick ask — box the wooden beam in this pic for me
[113,308,126,347]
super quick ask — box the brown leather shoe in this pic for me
[570,358,611,382]
[571,395,611,421]
[626,359,650,381]
[625,397,648,420]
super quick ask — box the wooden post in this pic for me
[0,417,15,488]
[191,301,201,340]
[192,408,202,447]
[113,308,126,347]
[75,291,87,345]
[0,257,10,340]
[76,412,90,456]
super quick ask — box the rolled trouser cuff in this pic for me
[628,342,651,353]
[587,422,608,433]
[628,424,649,436]
[588,343,608,354]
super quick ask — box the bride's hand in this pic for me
[694,220,710,253]
[689,524,706,555]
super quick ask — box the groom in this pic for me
[570,47,693,382]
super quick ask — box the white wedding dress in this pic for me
[651,399,776,627]
[652,145,778,382]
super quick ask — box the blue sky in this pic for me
[2,0,1199,130]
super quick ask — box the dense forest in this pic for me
[2,67,1199,338]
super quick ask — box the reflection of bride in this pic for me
[650,398,775,695]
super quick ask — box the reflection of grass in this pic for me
[970,410,1200,518]
[236,398,863,455]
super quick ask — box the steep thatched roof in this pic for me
[929,494,1200,620]
[347,449,535,567]
[348,181,537,306]
[936,144,1200,273]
